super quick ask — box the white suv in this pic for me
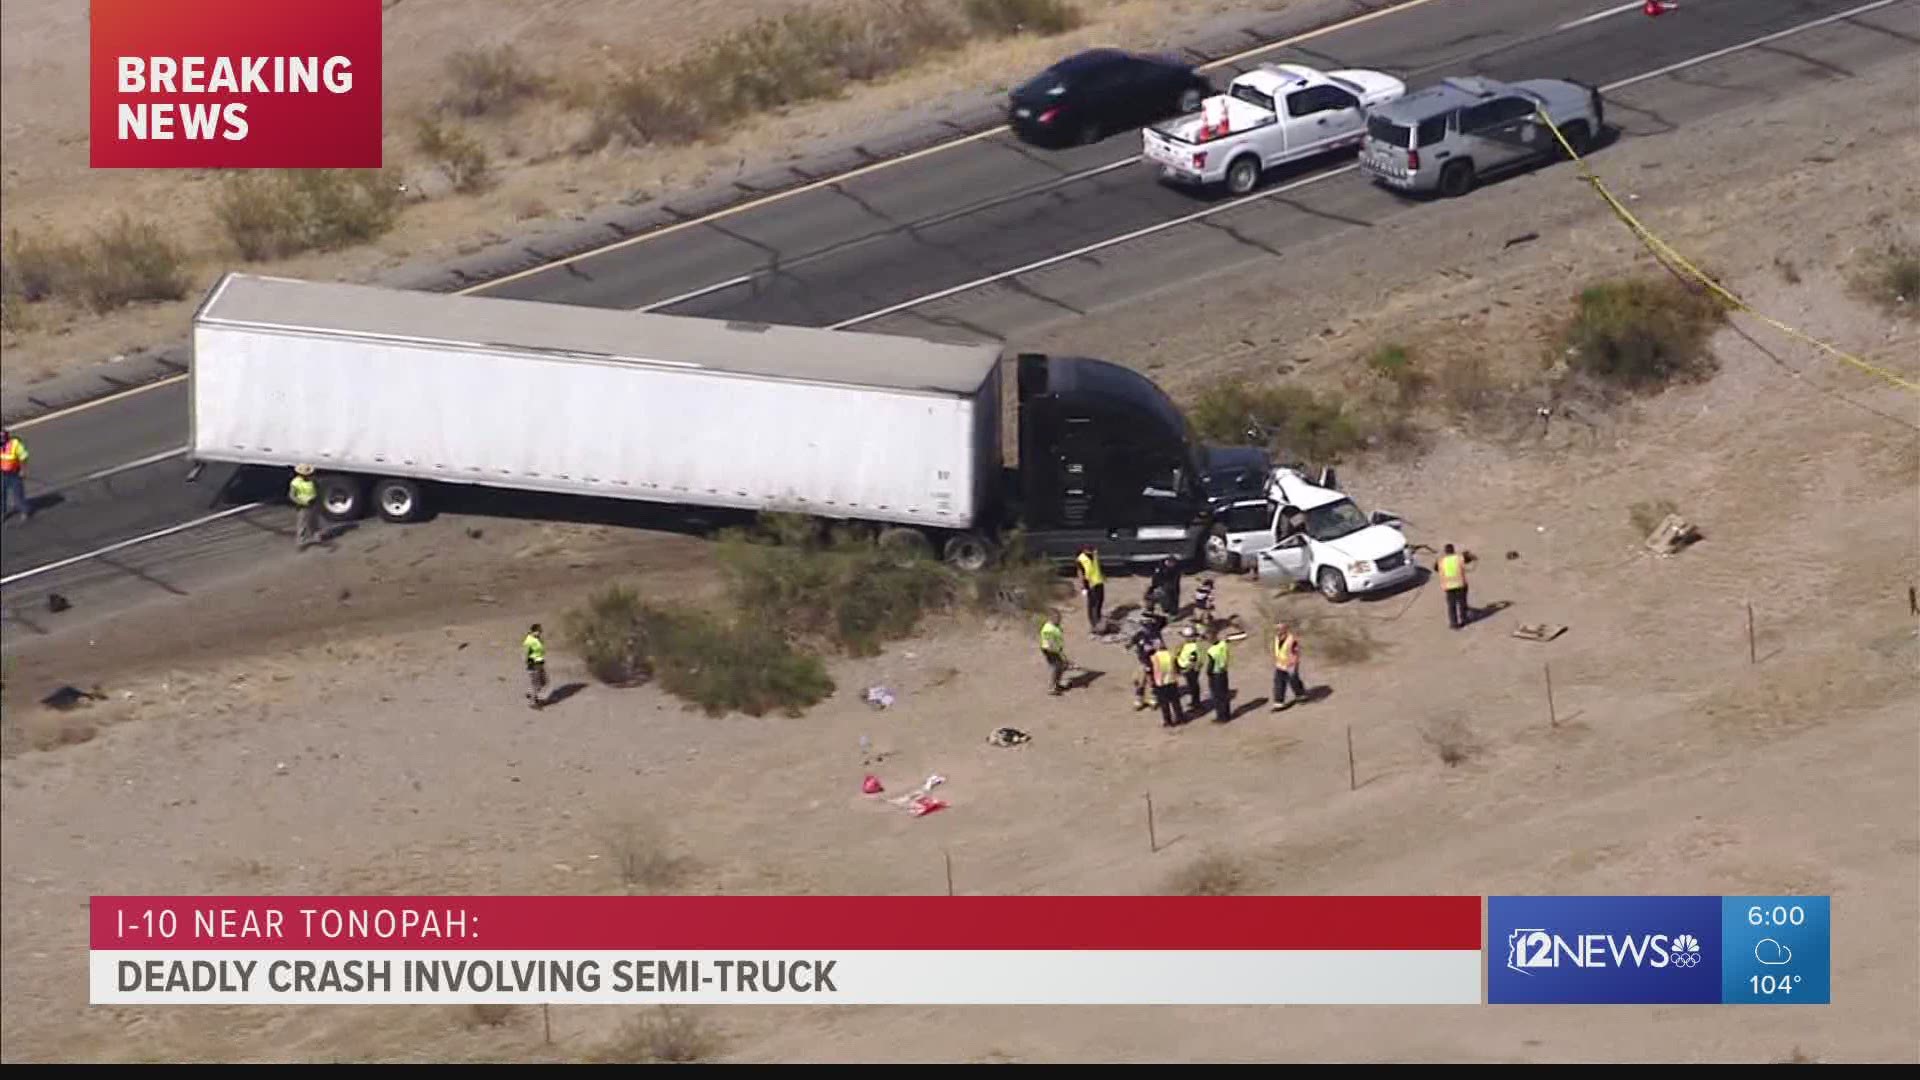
[1211,467,1416,601]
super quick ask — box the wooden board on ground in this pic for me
[1512,623,1568,643]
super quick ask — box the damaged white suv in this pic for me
[1209,466,1416,602]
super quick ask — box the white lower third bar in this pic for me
[92,950,1483,1005]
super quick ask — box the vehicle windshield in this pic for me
[1303,498,1370,541]
[1229,84,1274,113]
[1367,115,1412,147]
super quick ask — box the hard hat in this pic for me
[294,464,315,476]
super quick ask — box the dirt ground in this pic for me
[0,0,1263,387]
[3,41,1918,1066]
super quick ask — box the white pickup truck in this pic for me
[1143,63,1408,196]
[1208,466,1417,602]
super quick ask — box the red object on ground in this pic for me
[1643,0,1675,15]
[862,775,884,794]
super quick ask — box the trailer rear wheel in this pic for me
[316,473,366,522]
[942,533,993,573]
[374,477,425,523]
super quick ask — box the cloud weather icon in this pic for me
[1755,938,1793,966]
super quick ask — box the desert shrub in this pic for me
[719,521,961,657]
[1365,343,1427,405]
[77,214,191,312]
[465,1003,518,1028]
[214,170,402,260]
[566,584,657,686]
[415,118,494,194]
[1164,850,1256,896]
[443,45,548,118]
[1851,238,1920,317]
[645,607,836,718]
[1421,715,1480,767]
[600,817,689,892]
[597,1007,723,1063]
[2,229,84,303]
[1188,380,1370,463]
[964,0,1085,36]
[1560,276,1728,390]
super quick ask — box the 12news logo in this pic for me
[1506,929,1705,975]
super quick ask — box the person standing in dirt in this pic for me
[1150,639,1183,728]
[1205,628,1234,723]
[1270,622,1307,711]
[1040,611,1071,696]
[1176,625,1205,716]
[1127,619,1162,712]
[1146,555,1183,616]
[289,464,320,549]
[523,624,549,709]
[1075,545,1106,634]
[1438,544,1471,630]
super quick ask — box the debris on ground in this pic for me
[863,686,896,710]
[46,593,70,614]
[1512,623,1568,643]
[1645,513,1702,556]
[39,685,104,710]
[861,775,884,795]
[989,727,1032,747]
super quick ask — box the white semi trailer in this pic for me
[188,273,1219,571]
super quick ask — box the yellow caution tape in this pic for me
[1531,106,1920,394]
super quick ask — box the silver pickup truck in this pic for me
[1358,75,1605,198]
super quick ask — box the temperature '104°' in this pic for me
[1750,974,1802,996]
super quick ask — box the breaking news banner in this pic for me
[89,896,1485,1006]
[89,0,383,169]
[1487,895,1832,1005]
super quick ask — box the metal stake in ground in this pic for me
[944,849,954,897]
[543,1003,552,1045]
[1545,663,1557,728]
[1747,600,1757,664]
[1146,792,1158,853]
[1347,725,1357,791]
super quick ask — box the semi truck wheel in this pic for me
[374,477,425,523]
[316,473,366,522]
[942,533,993,573]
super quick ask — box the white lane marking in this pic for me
[831,163,1361,329]
[1601,0,1897,91]
[636,155,1148,311]
[1559,1,1648,31]
[4,0,1906,589]
[10,0,1458,432]
[31,446,189,499]
[0,502,265,587]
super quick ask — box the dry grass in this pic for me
[1188,380,1373,464]
[1365,343,1428,406]
[582,0,1082,151]
[596,1007,725,1063]
[463,1003,519,1028]
[1421,715,1480,768]
[415,119,495,195]
[213,169,403,261]
[1628,497,1681,536]
[1163,850,1258,896]
[441,45,551,118]
[600,818,691,893]
[1849,236,1920,318]
[1,215,190,318]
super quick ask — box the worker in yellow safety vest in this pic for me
[1271,623,1307,711]
[1075,545,1106,634]
[1175,625,1205,715]
[0,428,30,522]
[1149,641,1182,727]
[1205,630,1233,724]
[1040,611,1071,696]
[289,464,320,549]
[1438,543,1471,630]
[524,623,549,709]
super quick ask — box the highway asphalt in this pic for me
[2,0,1914,615]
